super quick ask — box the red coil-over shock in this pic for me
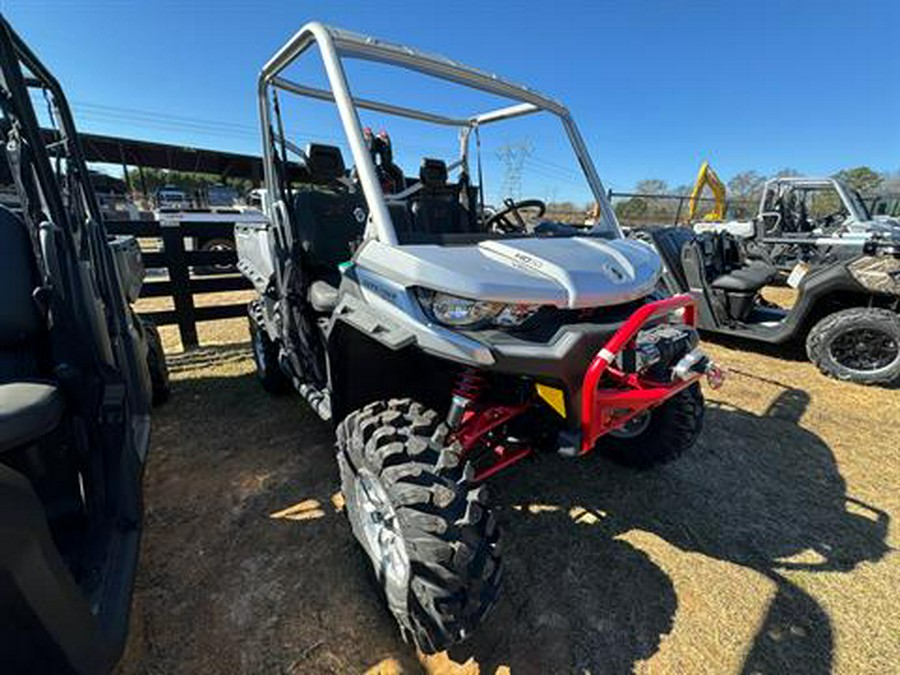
[447,368,533,480]
[453,368,487,400]
[446,368,486,429]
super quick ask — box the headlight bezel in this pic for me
[415,288,541,329]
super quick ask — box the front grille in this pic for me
[507,298,648,343]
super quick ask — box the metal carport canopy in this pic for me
[41,129,265,182]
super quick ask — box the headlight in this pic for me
[431,292,499,326]
[416,289,540,328]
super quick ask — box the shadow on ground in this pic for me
[119,347,890,675]
[700,329,808,362]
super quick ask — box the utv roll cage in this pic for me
[0,14,152,672]
[257,22,621,244]
[759,176,872,228]
[0,16,150,430]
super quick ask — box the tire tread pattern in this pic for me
[601,383,704,469]
[142,318,170,406]
[337,399,501,653]
[806,307,900,385]
[247,308,289,394]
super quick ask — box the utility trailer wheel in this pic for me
[248,312,289,393]
[806,307,900,385]
[336,399,501,654]
[600,383,704,469]
[142,318,170,406]
[197,237,237,274]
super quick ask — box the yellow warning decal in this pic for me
[536,383,566,418]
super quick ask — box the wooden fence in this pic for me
[106,217,252,348]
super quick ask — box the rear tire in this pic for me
[142,319,170,406]
[197,237,236,274]
[806,307,900,385]
[336,399,501,653]
[599,383,704,469]
[248,312,289,394]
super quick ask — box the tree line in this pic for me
[123,167,256,202]
[614,166,899,225]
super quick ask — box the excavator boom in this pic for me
[688,160,726,222]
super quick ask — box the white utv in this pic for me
[694,176,900,270]
[237,23,723,653]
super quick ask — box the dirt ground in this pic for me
[117,290,899,675]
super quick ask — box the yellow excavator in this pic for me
[687,160,726,222]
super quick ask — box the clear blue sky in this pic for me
[5,0,898,195]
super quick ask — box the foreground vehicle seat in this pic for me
[0,383,64,453]
[0,206,65,453]
[292,144,366,311]
[409,158,475,235]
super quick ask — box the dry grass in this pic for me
[135,289,255,354]
[117,290,899,675]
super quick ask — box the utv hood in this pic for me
[849,217,900,235]
[356,236,661,309]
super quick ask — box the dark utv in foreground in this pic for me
[0,15,167,674]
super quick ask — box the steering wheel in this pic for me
[816,209,846,233]
[486,198,547,233]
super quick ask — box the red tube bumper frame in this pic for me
[579,293,701,455]
[454,294,711,479]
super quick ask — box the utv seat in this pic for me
[408,159,476,235]
[676,228,779,321]
[649,227,696,291]
[291,144,366,311]
[0,206,63,452]
[689,229,777,294]
[308,281,340,313]
[711,262,777,293]
[0,383,64,453]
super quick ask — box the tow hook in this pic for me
[673,348,725,389]
[705,362,725,389]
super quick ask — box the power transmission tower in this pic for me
[496,140,532,202]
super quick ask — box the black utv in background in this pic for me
[646,225,900,384]
[0,15,167,674]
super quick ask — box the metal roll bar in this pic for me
[258,21,621,245]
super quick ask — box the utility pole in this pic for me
[496,140,532,202]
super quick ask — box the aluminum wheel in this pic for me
[354,468,410,591]
[828,327,900,373]
[609,411,652,439]
[201,238,236,272]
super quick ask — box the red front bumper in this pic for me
[579,294,706,454]
[454,294,718,480]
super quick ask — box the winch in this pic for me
[618,324,700,380]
